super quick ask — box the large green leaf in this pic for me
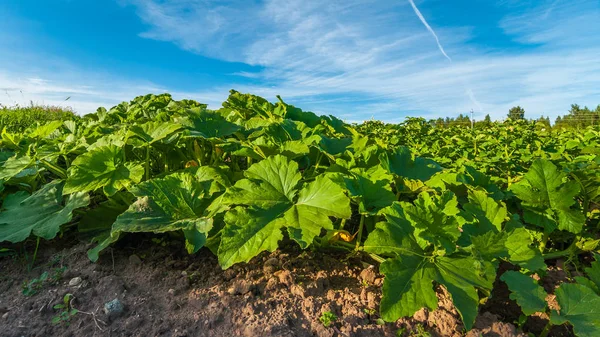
[178,108,241,138]
[108,170,220,251]
[0,180,89,243]
[401,191,462,254]
[0,155,34,181]
[501,271,547,315]
[379,254,494,330]
[510,159,585,234]
[329,165,396,215]
[505,228,546,272]
[218,155,351,268]
[128,121,182,145]
[363,203,423,256]
[551,283,600,337]
[364,196,494,330]
[64,145,144,196]
[379,146,442,181]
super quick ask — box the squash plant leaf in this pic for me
[89,169,228,260]
[402,191,462,254]
[64,145,145,196]
[500,271,547,315]
[551,283,600,337]
[379,146,442,181]
[328,165,396,215]
[510,159,585,234]
[218,155,351,268]
[505,228,546,272]
[364,193,494,330]
[178,108,241,139]
[128,121,182,146]
[0,180,89,243]
[0,155,34,181]
[379,254,493,330]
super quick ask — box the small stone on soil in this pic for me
[128,254,142,265]
[359,266,377,285]
[68,277,82,287]
[2,312,8,319]
[104,299,125,318]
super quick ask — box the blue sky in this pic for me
[0,0,598,122]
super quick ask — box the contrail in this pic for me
[407,0,451,61]
[407,0,484,113]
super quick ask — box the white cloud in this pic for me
[122,0,600,121]
[1,0,599,122]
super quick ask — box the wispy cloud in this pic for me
[1,0,599,122]
[123,0,600,120]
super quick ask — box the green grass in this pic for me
[0,104,78,133]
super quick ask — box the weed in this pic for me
[363,308,376,315]
[22,272,48,296]
[52,293,78,325]
[319,311,337,327]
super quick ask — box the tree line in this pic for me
[429,104,600,128]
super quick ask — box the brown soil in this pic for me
[0,236,563,337]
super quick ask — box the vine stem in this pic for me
[30,237,40,272]
[543,241,578,260]
[339,218,347,230]
[538,320,552,337]
[355,214,365,251]
[145,145,151,180]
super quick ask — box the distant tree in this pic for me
[555,115,563,126]
[507,106,525,120]
[484,114,492,124]
[535,115,551,128]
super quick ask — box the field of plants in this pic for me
[1,91,600,336]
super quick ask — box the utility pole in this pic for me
[470,109,474,130]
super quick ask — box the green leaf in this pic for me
[128,121,182,145]
[364,203,423,256]
[551,283,600,337]
[332,166,396,215]
[89,170,221,260]
[113,171,213,234]
[218,155,351,268]
[463,190,507,231]
[0,155,34,181]
[178,108,241,138]
[500,271,547,315]
[505,228,546,272]
[379,146,442,181]
[402,191,462,254]
[510,159,585,234]
[469,231,508,259]
[0,180,89,243]
[218,206,286,269]
[285,175,352,248]
[380,254,494,330]
[78,193,133,239]
[64,145,144,196]
[379,255,438,322]
[434,256,495,330]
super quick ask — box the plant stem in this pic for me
[145,145,151,180]
[355,214,365,251]
[339,218,347,230]
[543,241,578,260]
[31,237,40,272]
[538,320,552,337]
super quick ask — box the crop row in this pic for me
[1,91,600,335]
